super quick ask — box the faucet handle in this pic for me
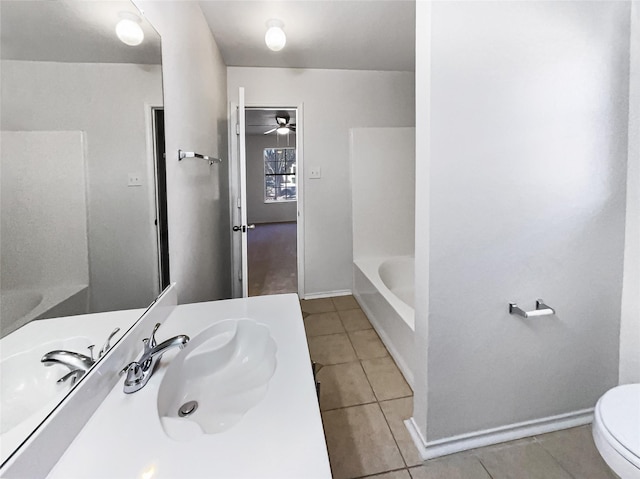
[99,327,121,358]
[142,337,151,355]
[120,361,144,391]
[120,361,143,380]
[150,322,161,348]
[87,345,95,362]
[57,369,83,385]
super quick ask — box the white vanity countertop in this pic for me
[48,294,332,479]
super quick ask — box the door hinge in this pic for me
[237,197,241,209]
[238,269,243,281]
[236,124,240,135]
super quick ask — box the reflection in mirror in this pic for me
[0,0,164,465]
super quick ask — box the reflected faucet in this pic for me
[41,327,122,385]
[41,348,94,385]
[121,322,189,394]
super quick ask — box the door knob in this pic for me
[232,225,255,233]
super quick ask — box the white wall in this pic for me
[414,1,630,444]
[228,68,415,295]
[351,127,415,260]
[246,134,298,224]
[412,0,431,448]
[1,131,88,290]
[136,1,231,303]
[620,1,640,385]
[1,60,162,313]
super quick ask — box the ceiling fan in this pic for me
[264,112,296,135]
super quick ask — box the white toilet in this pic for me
[592,384,640,479]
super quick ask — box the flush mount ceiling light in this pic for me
[116,12,144,46]
[265,19,286,52]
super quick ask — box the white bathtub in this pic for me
[1,285,89,337]
[353,256,415,388]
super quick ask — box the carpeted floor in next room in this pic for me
[247,222,297,296]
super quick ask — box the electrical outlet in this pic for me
[309,167,322,179]
[127,173,142,187]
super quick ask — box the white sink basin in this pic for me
[157,318,277,441]
[0,336,92,435]
[44,295,331,479]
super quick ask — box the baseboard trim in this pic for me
[302,290,352,300]
[405,408,594,461]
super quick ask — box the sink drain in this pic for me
[178,400,198,417]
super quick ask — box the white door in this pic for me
[230,93,305,299]
[230,87,253,297]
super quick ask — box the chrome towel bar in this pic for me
[509,299,555,318]
[178,149,222,165]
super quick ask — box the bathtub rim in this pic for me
[353,256,415,388]
[0,284,88,337]
[353,256,415,331]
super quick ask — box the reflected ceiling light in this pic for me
[277,126,290,135]
[265,19,286,52]
[116,12,144,46]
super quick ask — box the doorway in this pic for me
[244,108,298,296]
[152,107,170,291]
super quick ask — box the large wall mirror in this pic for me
[0,0,164,465]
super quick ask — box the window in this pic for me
[264,147,296,202]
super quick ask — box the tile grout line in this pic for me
[531,436,581,479]
[352,466,410,479]
[340,307,412,473]
[317,306,372,414]
[307,300,415,478]
[321,398,379,413]
[474,456,496,479]
[377,396,412,470]
[337,310,381,401]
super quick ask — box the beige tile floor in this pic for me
[301,296,615,479]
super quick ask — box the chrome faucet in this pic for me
[120,322,189,394]
[41,327,121,385]
[41,349,95,385]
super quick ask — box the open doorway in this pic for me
[245,108,298,296]
[152,107,170,291]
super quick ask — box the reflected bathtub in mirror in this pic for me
[0,0,165,467]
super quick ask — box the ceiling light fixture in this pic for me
[265,19,286,52]
[116,12,144,46]
[277,126,290,135]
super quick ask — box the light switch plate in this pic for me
[309,167,322,179]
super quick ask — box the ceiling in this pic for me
[1,1,161,64]
[198,0,415,72]
[245,108,297,136]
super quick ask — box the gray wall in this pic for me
[1,60,162,312]
[246,133,297,224]
[228,68,415,296]
[137,1,231,303]
[414,1,630,442]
